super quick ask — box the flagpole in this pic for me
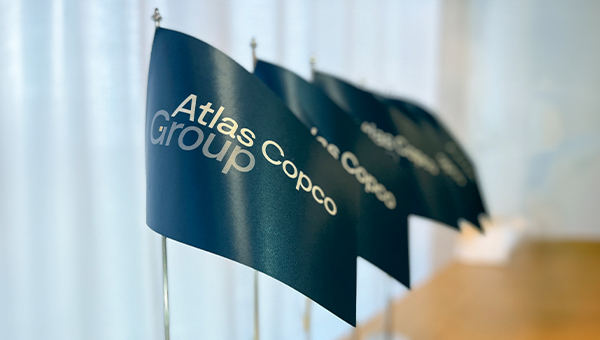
[253,270,260,340]
[303,297,312,340]
[299,55,318,340]
[251,37,258,70]
[309,55,357,340]
[384,274,394,340]
[162,236,171,340]
[250,37,260,340]
[151,8,170,340]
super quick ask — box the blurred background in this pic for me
[0,0,598,339]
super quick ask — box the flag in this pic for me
[313,72,470,229]
[254,60,420,287]
[146,28,360,325]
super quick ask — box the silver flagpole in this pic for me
[250,37,260,340]
[303,55,317,340]
[251,38,258,70]
[303,297,312,340]
[152,10,170,340]
[384,274,394,340]
[253,270,260,340]
[162,236,171,340]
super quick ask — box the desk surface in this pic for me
[344,241,600,340]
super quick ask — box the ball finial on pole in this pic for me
[309,55,317,80]
[250,37,258,69]
[152,8,162,28]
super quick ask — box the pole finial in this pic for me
[250,37,258,70]
[152,8,162,28]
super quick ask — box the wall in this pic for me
[466,0,600,239]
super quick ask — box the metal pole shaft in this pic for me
[249,38,260,340]
[250,38,258,70]
[384,275,393,340]
[384,301,392,340]
[351,328,358,340]
[151,9,168,340]
[254,270,260,340]
[309,55,316,81]
[303,298,312,340]
[162,236,171,340]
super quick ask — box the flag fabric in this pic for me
[146,28,361,325]
[313,72,481,229]
[376,96,487,229]
[254,60,420,288]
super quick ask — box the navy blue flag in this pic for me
[374,96,487,229]
[146,28,361,325]
[254,60,423,288]
[313,72,470,229]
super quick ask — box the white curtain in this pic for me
[0,0,458,339]
[0,0,162,339]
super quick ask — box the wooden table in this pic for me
[343,241,600,340]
